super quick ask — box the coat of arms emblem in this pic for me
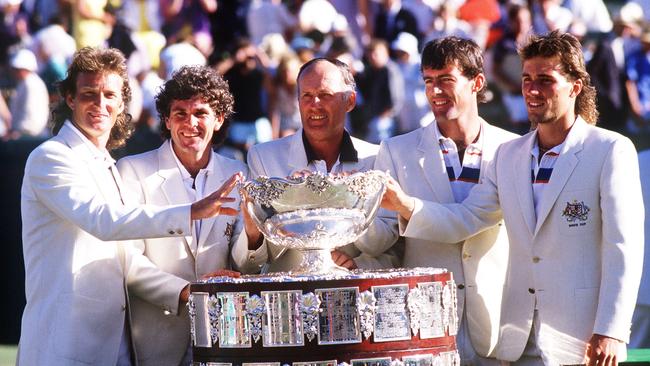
[561,200,590,222]
[224,222,234,242]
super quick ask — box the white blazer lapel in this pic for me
[533,120,585,235]
[158,141,195,250]
[59,124,123,205]
[419,123,455,203]
[287,130,309,174]
[514,132,537,237]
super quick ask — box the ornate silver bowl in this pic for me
[240,170,386,275]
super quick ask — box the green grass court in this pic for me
[0,344,647,365]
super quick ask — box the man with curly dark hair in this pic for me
[117,65,267,366]
[20,49,242,366]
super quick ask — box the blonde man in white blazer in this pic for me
[374,37,517,365]
[247,58,399,272]
[381,31,644,365]
[117,65,267,366]
[19,48,241,366]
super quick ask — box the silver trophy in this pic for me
[240,170,386,275]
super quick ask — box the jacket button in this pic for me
[457,284,465,290]
[168,230,175,235]
[176,229,183,234]
[532,256,540,263]
[462,252,470,260]
[528,288,535,294]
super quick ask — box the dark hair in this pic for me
[156,65,234,146]
[519,30,598,124]
[420,36,487,103]
[51,47,133,150]
[297,57,356,92]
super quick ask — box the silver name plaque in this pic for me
[218,292,251,348]
[350,357,392,366]
[261,290,304,347]
[191,292,212,347]
[402,354,434,366]
[293,361,337,366]
[372,284,411,342]
[417,282,445,339]
[316,287,362,345]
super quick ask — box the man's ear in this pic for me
[472,73,486,94]
[569,78,583,98]
[65,94,74,110]
[346,91,356,112]
[214,114,225,131]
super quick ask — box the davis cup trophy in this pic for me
[189,170,460,365]
[239,170,386,275]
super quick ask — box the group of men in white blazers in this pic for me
[18,30,643,366]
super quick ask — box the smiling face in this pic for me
[522,56,581,127]
[298,61,355,145]
[66,71,125,149]
[166,96,224,168]
[422,63,483,124]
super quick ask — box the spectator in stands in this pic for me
[625,26,650,132]
[246,0,296,46]
[7,48,49,139]
[355,38,404,143]
[374,0,421,45]
[71,0,114,48]
[390,32,430,134]
[221,38,272,152]
[492,3,531,135]
[269,54,302,139]
[530,0,573,34]
[160,0,216,57]
[426,1,473,43]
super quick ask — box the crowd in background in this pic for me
[0,0,649,157]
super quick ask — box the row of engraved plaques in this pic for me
[189,281,458,348]
[192,350,460,366]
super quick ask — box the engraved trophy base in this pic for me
[289,248,349,275]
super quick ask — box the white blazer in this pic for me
[375,120,517,358]
[19,122,190,366]
[246,130,399,271]
[403,117,644,364]
[117,140,266,366]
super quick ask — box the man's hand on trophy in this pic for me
[331,250,358,270]
[179,269,241,303]
[241,198,264,250]
[191,172,244,220]
[381,175,416,221]
[289,169,313,179]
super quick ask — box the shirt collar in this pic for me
[302,129,358,164]
[65,120,115,165]
[168,139,214,181]
[432,121,483,153]
[530,131,563,161]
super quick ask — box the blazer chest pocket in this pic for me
[557,189,598,236]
